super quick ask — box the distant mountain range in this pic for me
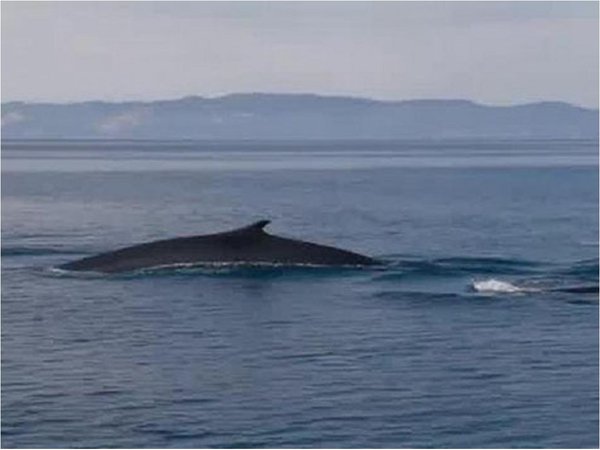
[1,93,598,140]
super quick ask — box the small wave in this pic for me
[43,267,107,279]
[374,290,463,301]
[45,261,370,279]
[471,279,536,294]
[436,256,538,268]
[557,259,599,281]
[471,278,598,296]
[374,256,540,281]
[555,285,599,294]
[41,255,599,291]
[1,246,87,257]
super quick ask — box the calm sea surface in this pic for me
[2,140,598,448]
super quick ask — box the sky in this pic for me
[1,1,598,107]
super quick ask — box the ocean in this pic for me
[2,139,598,448]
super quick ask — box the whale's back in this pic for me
[59,221,377,272]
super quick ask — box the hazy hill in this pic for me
[2,93,598,140]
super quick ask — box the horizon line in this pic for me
[2,92,597,111]
[3,137,599,143]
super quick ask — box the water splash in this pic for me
[471,278,535,294]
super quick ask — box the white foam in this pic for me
[47,267,70,275]
[138,261,367,272]
[44,266,105,278]
[472,278,536,294]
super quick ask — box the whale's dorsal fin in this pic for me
[233,220,271,235]
[248,219,270,231]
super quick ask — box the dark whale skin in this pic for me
[59,220,378,273]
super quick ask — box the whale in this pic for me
[59,220,378,273]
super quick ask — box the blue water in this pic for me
[2,140,598,448]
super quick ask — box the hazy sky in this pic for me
[2,1,598,107]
